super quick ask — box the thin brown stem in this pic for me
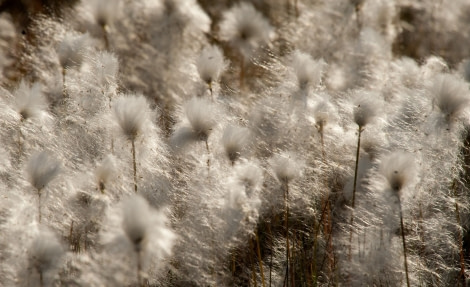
[452,180,467,286]
[398,198,410,287]
[349,126,362,260]
[131,139,137,193]
[284,181,290,287]
[39,269,44,287]
[37,188,42,223]
[239,56,245,90]
[102,24,109,50]
[137,250,142,287]
[256,231,266,287]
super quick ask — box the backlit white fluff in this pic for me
[219,2,274,60]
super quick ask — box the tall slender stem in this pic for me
[39,269,44,287]
[284,181,290,287]
[349,126,362,259]
[62,66,66,99]
[398,198,410,287]
[205,139,210,174]
[131,139,137,193]
[102,24,109,50]
[137,250,142,287]
[37,188,42,223]
[239,56,245,90]
[452,180,467,286]
[256,231,266,287]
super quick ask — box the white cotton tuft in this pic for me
[219,2,274,59]
[313,97,336,130]
[57,32,90,69]
[89,0,118,27]
[270,152,303,184]
[92,51,119,89]
[184,97,217,142]
[222,125,250,164]
[196,45,227,85]
[353,93,381,128]
[235,161,263,196]
[28,229,64,282]
[379,151,418,195]
[292,50,326,90]
[14,80,47,122]
[122,195,176,256]
[431,74,469,124]
[122,195,151,251]
[113,95,149,141]
[26,151,61,191]
[95,154,117,193]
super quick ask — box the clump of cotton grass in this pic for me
[102,195,176,286]
[291,50,326,104]
[378,151,419,287]
[269,152,303,286]
[91,52,119,106]
[196,45,228,96]
[219,2,274,88]
[113,94,149,193]
[26,151,61,223]
[95,154,117,194]
[313,97,336,158]
[222,125,251,166]
[26,229,64,287]
[224,161,264,286]
[14,80,47,123]
[235,161,263,197]
[89,0,118,49]
[171,97,217,151]
[57,32,90,96]
[349,93,381,258]
[12,80,49,158]
[430,74,469,130]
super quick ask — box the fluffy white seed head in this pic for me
[196,45,227,85]
[353,94,381,128]
[122,195,151,252]
[14,80,47,121]
[89,0,118,27]
[270,153,302,184]
[92,51,119,89]
[432,74,469,124]
[57,32,90,69]
[292,50,326,90]
[185,97,217,142]
[95,155,117,193]
[219,2,274,59]
[235,161,263,196]
[313,98,336,131]
[122,195,176,256]
[379,151,418,195]
[29,229,64,275]
[26,151,61,191]
[222,125,251,164]
[113,95,149,141]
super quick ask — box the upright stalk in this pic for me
[452,180,467,286]
[131,139,137,193]
[39,269,44,287]
[239,56,245,89]
[256,229,266,287]
[284,180,290,287]
[205,139,210,174]
[136,249,142,287]
[349,126,363,259]
[398,198,410,287]
[37,188,42,223]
